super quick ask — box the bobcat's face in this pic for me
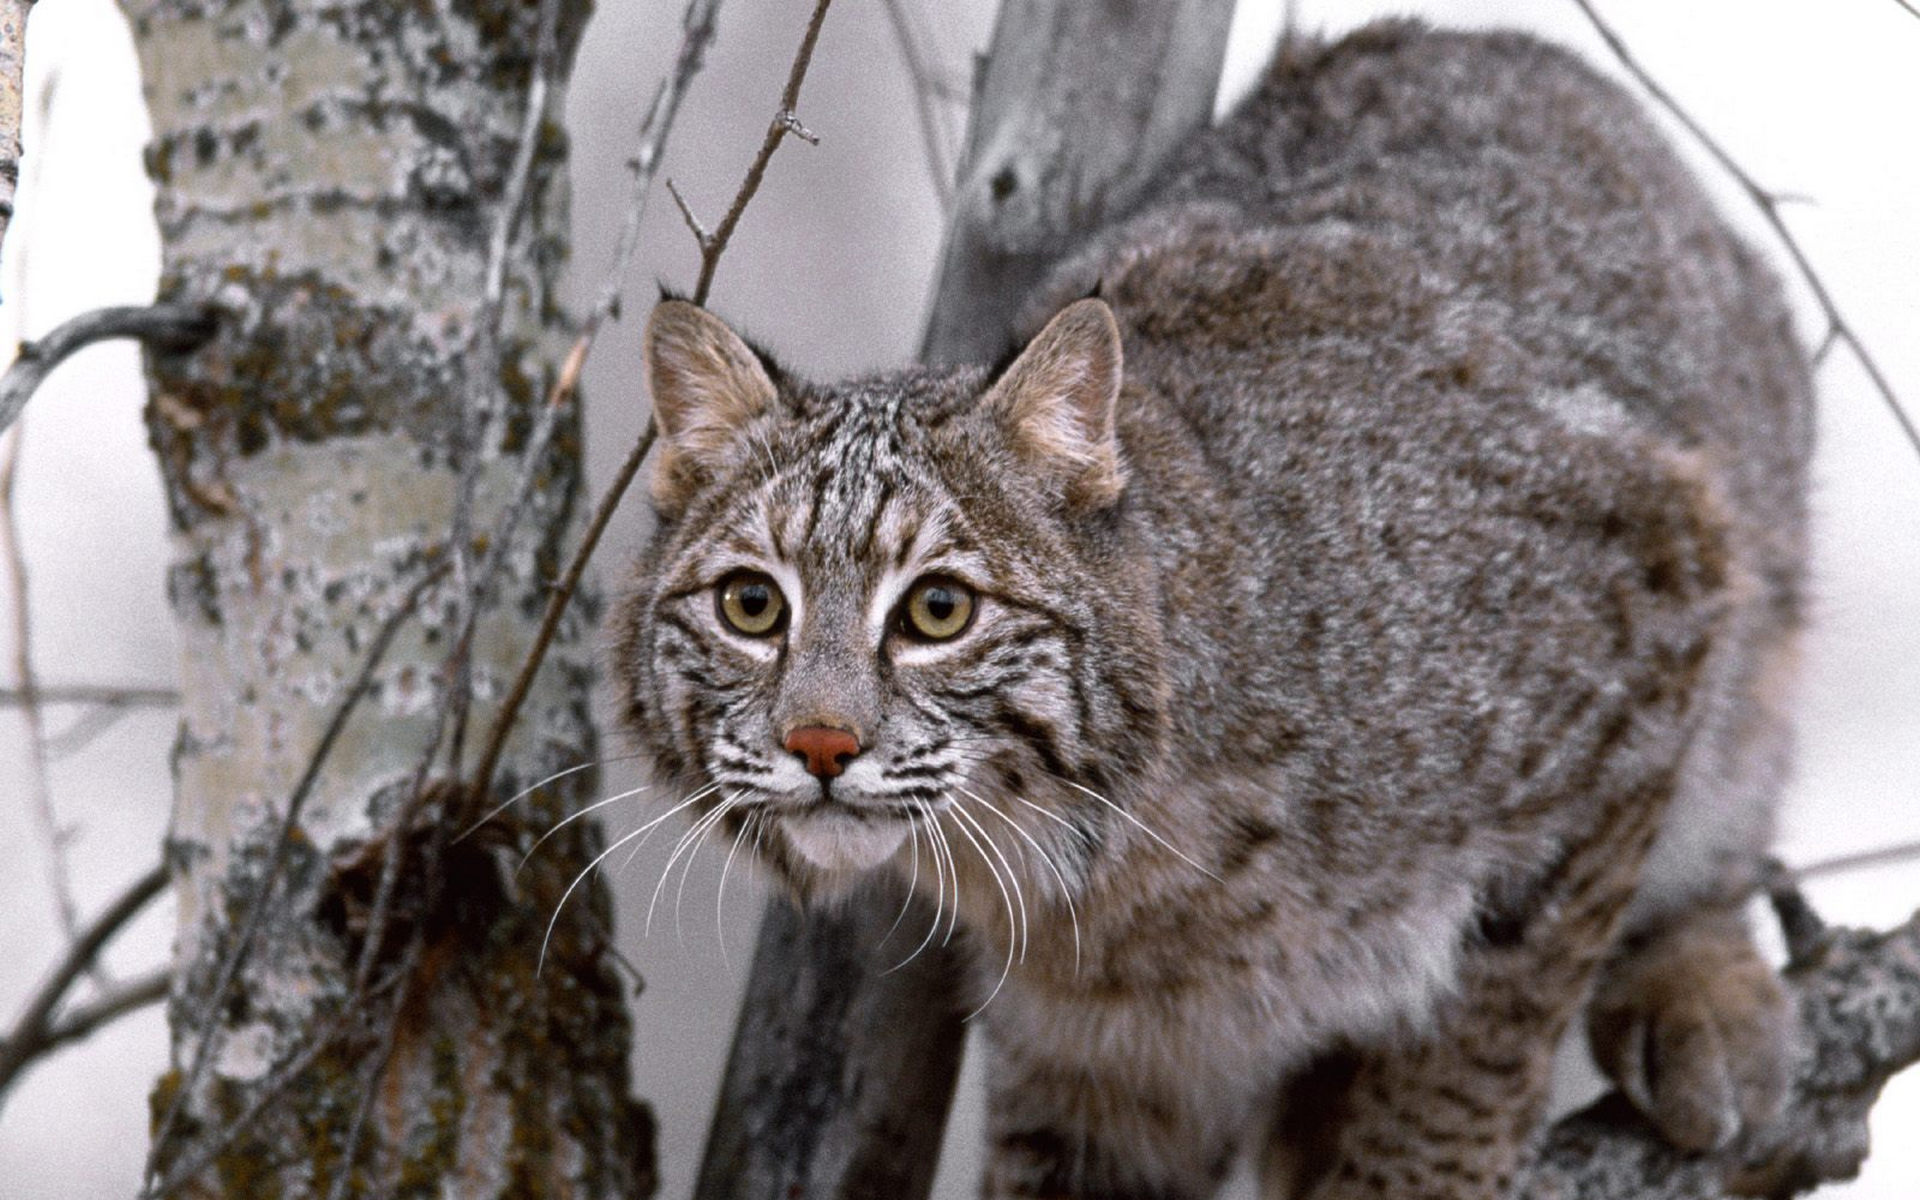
[613,300,1168,897]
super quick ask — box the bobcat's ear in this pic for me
[981,298,1127,509]
[644,300,777,511]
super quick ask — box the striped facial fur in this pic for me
[614,300,1168,901]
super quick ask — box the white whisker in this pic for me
[675,792,737,941]
[877,807,921,951]
[887,800,947,974]
[952,797,1028,964]
[947,798,1018,1019]
[715,809,758,966]
[613,781,725,872]
[931,804,963,946]
[964,787,1080,977]
[515,783,651,874]
[648,793,740,937]
[539,818,655,975]
[456,753,646,843]
[1060,779,1223,882]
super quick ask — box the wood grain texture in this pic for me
[920,0,1236,365]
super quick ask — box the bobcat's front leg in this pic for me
[1287,782,1670,1200]
[980,1045,1240,1200]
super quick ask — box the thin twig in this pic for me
[468,0,728,798]
[0,683,180,706]
[1791,836,1920,884]
[0,863,169,1102]
[474,0,834,800]
[1894,0,1920,22]
[443,0,565,779]
[0,303,217,436]
[327,932,428,1200]
[880,0,957,209]
[142,560,448,1189]
[474,426,655,798]
[687,0,835,305]
[38,967,170,1051]
[482,4,558,317]
[1570,0,1920,462]
[0,421,84,951]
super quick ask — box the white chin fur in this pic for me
[780,808,911,873]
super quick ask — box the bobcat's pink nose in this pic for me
[784,725,862,779]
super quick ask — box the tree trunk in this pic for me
[693,4,1234,1197]
[0,0,27,263]
[120,0,651,1194]
[921,0,1237,365]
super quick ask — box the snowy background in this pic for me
[0,1,1915,1197]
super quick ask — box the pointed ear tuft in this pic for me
[981,298,1127,509]
[644,300,777,510]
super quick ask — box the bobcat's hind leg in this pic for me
[1586,905,1791,1152]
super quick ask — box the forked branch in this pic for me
[1570,0,1920,461]
[674,0,834,306]
[472,0,834,802]
[0,863,169,1103]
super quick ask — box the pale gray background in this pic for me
[0,1,1915,1197]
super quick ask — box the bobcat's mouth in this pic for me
[772,797,914,873]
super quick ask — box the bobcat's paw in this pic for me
[1586,913,1792,1153]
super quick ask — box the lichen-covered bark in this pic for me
[118,0,651,1194]
[0,0,26,260]
[1526,907,1920,1200]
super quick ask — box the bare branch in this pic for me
[0,683,180,707]
[39,968,170,1051]
[0,303,217,436]
[1791,837,1920,884]
[440,0,565,777]
[880,0,958,209]
[471,0,765,801]
[687,0,835,306]
[667,176,710,244]
[1895,0,1920,22]
[473,422,655,801]
[326,933,428,1200]
[0,863,169,1104]
[481,4,559,316]
[143,559,449,1188]
[1569,0,1920,462]
[0,420,85,951]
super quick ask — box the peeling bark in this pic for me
[119,0,650,1194]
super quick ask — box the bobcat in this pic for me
[613,22,1808,1199]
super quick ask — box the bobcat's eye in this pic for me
[901,577,974,642]
[717,572,786,637]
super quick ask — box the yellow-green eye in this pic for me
[903,578,974,641]
[718,572,786,636]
